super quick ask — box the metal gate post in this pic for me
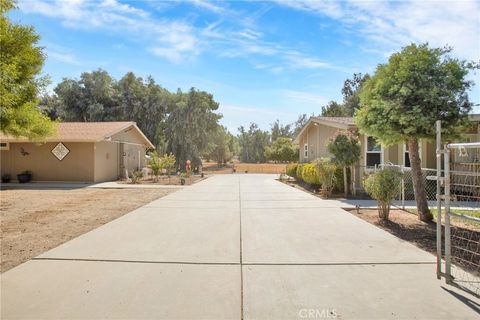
[435,120,442,279]
[444,144,452,283]
[401,165,405,210]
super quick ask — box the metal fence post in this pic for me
[401,165,405,210]
[435,120,442,279]
[444,144,452,283]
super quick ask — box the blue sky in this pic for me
[12,0,480,133]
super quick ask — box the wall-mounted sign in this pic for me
[51,142,70,161]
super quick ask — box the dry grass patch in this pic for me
[0,187,176,272]
[234,163,286,174]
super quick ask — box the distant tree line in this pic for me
[237,115,308,163]
[40,69,225,169]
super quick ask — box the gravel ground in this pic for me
[0,188,176,272]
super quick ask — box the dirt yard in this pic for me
[234,163,286,174]
[0,187,176,272]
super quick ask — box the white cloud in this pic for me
[277,0,480,61]
[283,90,329,107]
[47,51,79,65]
[19,0,351,70]
[20,0,199,63]
[186,0,225,14]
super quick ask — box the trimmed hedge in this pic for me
[301,163,320,185]
[293,159,338,194]
[296,163,305,180]
[286,163,298,178]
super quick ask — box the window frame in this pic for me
[364,136,383,168]
[304,144,308,158]
[0,142,10,151]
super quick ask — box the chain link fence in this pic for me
[378,164,438,211]
[443,143,480,297]
[379,141,479,297]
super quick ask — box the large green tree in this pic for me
[292,114,308,137]
[45,70,172,148]
[264,137,298,163]
[0,0,55,138]
[321,73,369,117]
[238,123,270,163]
[355,43,476,222]
[270,119,293,141]
[321,101,348,117]
[165,88,221,169]
[203,125,237,165]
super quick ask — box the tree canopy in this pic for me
[0,0,55,139]
[238,123,270,163]
[327,131,361,167]
[355,44,476,145]
[203,125,237,165]
[321,73,369,117]
[355,43,477,222]
[264,137,298,162]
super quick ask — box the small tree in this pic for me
[363,168,402,221]
[160,153,176,181]
[148,151,161,182]
[356,43,477,222]
[314,158,337,198]
[265,137,299,163]
[327,131,361,197]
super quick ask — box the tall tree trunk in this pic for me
[407,138,433,222]
[343,166,348,197]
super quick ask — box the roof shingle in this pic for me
[0,122,136,142]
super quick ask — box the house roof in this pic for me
[313,116,355,126]
[0,122,155,148]
[294,114,480,144]
[294,116,355,143]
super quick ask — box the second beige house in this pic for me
[294,115,480,191]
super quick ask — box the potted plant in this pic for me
[1,174,11,183]
[180,172,188,185]
[17,170,32,183]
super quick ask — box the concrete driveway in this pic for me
[2,174,479,319]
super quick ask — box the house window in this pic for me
[365,136,382,168]
[0,142,9,150]
[304,144,308,158]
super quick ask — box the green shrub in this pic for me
[314,158,337,198]
[363,168,402,221]
[286,163,298,178]
[296,164,305,181]
[301,163,320,186]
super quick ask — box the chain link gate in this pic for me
[436,120,480,298]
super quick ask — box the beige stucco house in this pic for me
[0,122,154,183]
[294,115,480,191]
